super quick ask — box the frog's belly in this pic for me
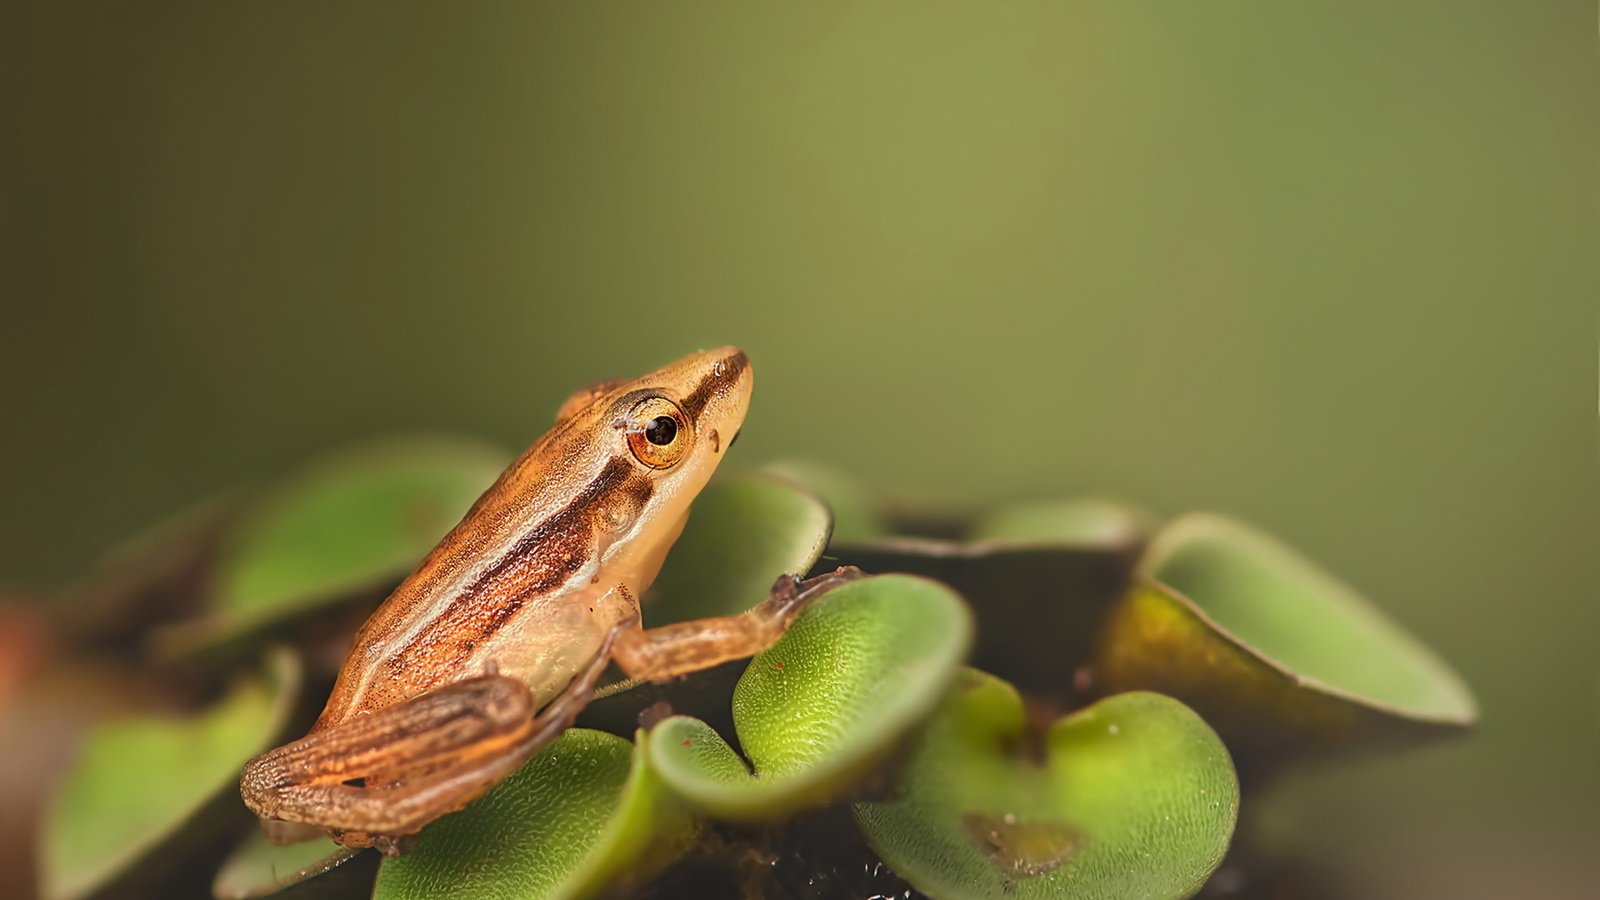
[469,592,610,708]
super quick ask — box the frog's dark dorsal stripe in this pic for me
[383,456,651,682]
[679,349,748,419]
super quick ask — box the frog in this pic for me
[240,346,857,854]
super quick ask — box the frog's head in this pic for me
[542,346,753,589]
[601,344,752,484]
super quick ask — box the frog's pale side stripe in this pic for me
[332,417,603,715]
[387,459,650,677]
[325,450,635,728]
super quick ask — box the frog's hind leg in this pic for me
[610,566,863,682]
[240,621,629,855]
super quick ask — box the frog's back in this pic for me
[313,416,629,728]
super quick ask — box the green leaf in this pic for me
[157,437,508,659]
[216,437,509,616]
[647,574,973,819]
[649,473,832,623]
[966,498,1155,548]
[40,649,302,900]
[826,535,1134,696]
[211,833,368,900]
[1094,514,1476,767]
[855,670,1239,900]
[374,728,694,900]
[761,459,889,543]
[68,492,242,646]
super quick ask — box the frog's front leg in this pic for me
[610,566,863,681]
[240,620,629,855]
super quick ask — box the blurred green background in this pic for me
[2,2,1594,897]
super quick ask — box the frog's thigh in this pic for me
[610,566,862,681]
[240,623,625,852]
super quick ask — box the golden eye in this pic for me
[625,397,690,469]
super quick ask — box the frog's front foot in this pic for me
[766,565,865,617]
[609,565,866,682]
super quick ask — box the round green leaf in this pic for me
[40,649,302,900]
[855,670,1239,900]
[1094,513,1476,767]
[647,574,973,819]
[649,473,832,623]
[375,728,693,900]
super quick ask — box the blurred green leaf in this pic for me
[211,833,365,900]
[155,438,508,659]
[1094,513,1476,768]
[827,515,1139,695]
[40,649,302,900]
[647,573,973,819]
[67,492,242,646]
[375,728,693,900]
[855,670,1238,900]
[761,459,889,543]
[649,473,832,623]
[966,498,1155,548]
[215,437,509,616]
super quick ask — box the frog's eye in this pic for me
[625,397,691,469]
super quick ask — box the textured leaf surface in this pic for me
[376,728,691,900]
[648,574,973,818]
[855,670,1238,900]
[649,473,832,623]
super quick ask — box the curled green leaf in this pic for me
[647,573,973,819]
[1094,513,1476,768]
